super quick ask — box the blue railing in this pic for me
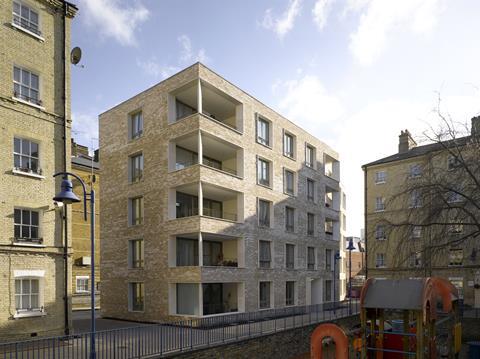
[0,300,359,358]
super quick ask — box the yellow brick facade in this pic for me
[0,0,76,340]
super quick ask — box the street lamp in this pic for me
[53,172,96,359]
[333,250,341,313]
[346,238,356,314]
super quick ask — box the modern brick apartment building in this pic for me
[363,121,480,307]
[100,63,344,321]
[71,140,101,310]
[0,0,76,339]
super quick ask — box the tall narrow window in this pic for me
[449,249,463,266]
[307,247,315,270]
[129,197,144,226]
[176,238,199,266]
[375,225,386,240]
[283,132,295,158]
[285,206,295,232]
[375,197,385,211]
[307,213,315,235]
[410,164,422,178]
[285,281,295,306]
[76,276,89,293]
[14,209,39,242]
[13,138,39,174]
[259,282,271,309]
[258,199,271,227]
[285,244,295,269]
[324,280,332,302]
[13,66,40,105]
[256,117,270,146]
[257,158,270,186]
[325,249,332,271]
[15,278,40,312]
[284,169,295,195]
[374,171,386,184]
[129,239,144,268]
[13,2,40,35]
[129,153,143,182]
[129,112,143,139]
[376,253,386,268]
[410,189,422,208]
[409,252,422,267]
[129,282,144,311]
[307,179,315,201]
[306,145,315,168]
[259,240,272,268]
[411,226,422,239]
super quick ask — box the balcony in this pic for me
[170,182,243,222]
[169,232,244,268]
[325,186,340,211]
[325,218,339,241]
[170,282,245,316]
[168,80,244,132]
[324,154,340,181]
[169,132,243,177]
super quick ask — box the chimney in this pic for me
[471,116,480,136]
[398,129,417,153]
[94,149,100,163]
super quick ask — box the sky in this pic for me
[70,0,480,237]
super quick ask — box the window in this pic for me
[286,281,295,306]
[411,226,422,239]
[13,66,40,106]
[259,240,272,268]
[449,223,463,234]
[285,206,295,232]
[375,171,386,184]
[325,249,332,271]
[129,197,144,226]
[325,219,334,235]
[410,164,422,178]
[449,278,464,299]
[14,209,39,241]
[307,247,315,270]
[256,117,270,146]
[324,280,332,302]
[305,145,315,168]
[409,252,422,267]
[129,282,144,311]
[259,282,271,309]
[307,213,315,236]
[76,276,89,293]
[176,238,198,266]
[307,179,315,201]
[285,244,295,269]
[410,190,422,208]
[129,239,144,268]
[129,112,143,140]
[176,192,199,218]
[375,197,385,212]
[13,2,40,35]
[284,169,295,195]
[258,199,271,227]
[257,158,270,186]
[15,278,40,312]
[129,153,143,182]
[283,132,295,158]
[376,253,385,268]
[14,138,40,174]
[447,155,461,170]
[449,249,463,266]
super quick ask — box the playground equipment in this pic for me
[310,277,462,358]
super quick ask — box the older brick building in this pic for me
[100,63,344,321]
[0,0,76,339]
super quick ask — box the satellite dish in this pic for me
[70,47,82,65]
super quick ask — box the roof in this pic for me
[363,279,425,310]
[362,135,471,168]
[71,156,99,170]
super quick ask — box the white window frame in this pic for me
[256,115,271,147]
[13,270,45,318]
[305,144,315,168]
[128,282,145,312]
[375,225,386,240]
[449,249,463,266]
[374,171,386,184]
[283,131,295,159]
[409,190,422,208]
[375,253,386,268]
[13,137,41,175]
[14,208,40,242]
[409,164,422,178]
[447,155,461,171]
[128,239,144,269]
[375,197,385,212]
[129,152,144,183]
[13,66,41,107]
[75,276,89,293]
[12,1,43,40]
[411,226,422,239]
[129,111,143,140]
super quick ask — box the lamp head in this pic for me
[53,178,80,204]
[347,238,356,251]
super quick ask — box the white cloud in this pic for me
[347,0,445,65]
[80,0,149,46]
[136,35,209,80]
[262,0,302,39]
[72,112,99,152]
[312,0,336,30]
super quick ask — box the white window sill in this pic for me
[11,22,45,41]
[12,97,45,111]
[374,209,385,213]
[14,311,46,319]
[375,181,386,185]
[13,241,45,248]
[12,168,45,179]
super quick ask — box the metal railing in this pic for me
[0,300,359,358]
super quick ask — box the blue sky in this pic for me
[71,0,480,236]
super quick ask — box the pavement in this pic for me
[72,310,153,333]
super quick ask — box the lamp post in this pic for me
[53,172,96,359]
[346,238,356,315]
[333,251,341,313]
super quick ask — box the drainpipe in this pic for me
[62,1,70,336]
[363,166,368,279]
